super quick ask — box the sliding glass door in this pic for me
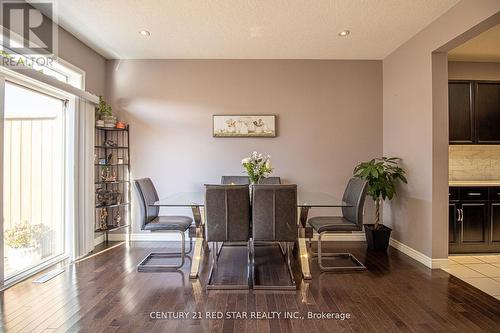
[3,81,67,280]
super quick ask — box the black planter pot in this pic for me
[364,224,392,251]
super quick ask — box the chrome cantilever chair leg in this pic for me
[285,242,296,287]
[252,241,296,290]
[207,241,250,290]
[307,233,365,271]
[137,231,193,272]
[248,238,253,288]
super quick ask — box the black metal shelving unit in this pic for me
[94,125,131,242]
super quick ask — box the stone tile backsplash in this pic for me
[449,145,500,181]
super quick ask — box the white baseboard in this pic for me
[389,238,449,269]
[318,232,366,241]
[431,258,451,269]
[96,232,449,269]
[100,231,366,242]
[94,234,105,246]
[105,233,183,242]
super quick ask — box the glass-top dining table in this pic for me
[152,191,351,280]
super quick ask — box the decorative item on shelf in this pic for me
[103,115,117,128]
[100,167,117,182]
[104,140,117,148]
[96,188,122,206]
[353,157,407,251]
[98,158,107,165]
[116,121,126,129]
[115,190,122,204]
[241,151,273,184]
[117,157,124,165]
[95,96,113,127]
[99,209,108,230]
[113,211,122,226]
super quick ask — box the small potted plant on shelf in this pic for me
[95,96,115,127]
[241,151,273,184]
[353,157,407,251]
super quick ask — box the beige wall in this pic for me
[449,61,500,80]
[383,0,500,259]
[106,60,383,233]
[57,28,107,96]
[46,0,107,96]
[25,0,107,96]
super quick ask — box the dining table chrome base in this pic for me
[297,207,313,280]
[189,205,205,279]
[189,236,204,279]
[297,237,312,279]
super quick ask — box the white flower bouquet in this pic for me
[241,151,273,184]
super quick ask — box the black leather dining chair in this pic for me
[221,176,281,185]
[220,176,250,185]
[204,184,251,289]
[252,184,297,290]
[307,178,368,271]
[258,177,281,184]
[134,178,193,271]
[219,176,281,257]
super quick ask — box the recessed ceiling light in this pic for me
[139,29,151,37]
[338,30,350,37]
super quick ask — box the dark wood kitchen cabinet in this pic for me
[449,186,500,254]
[491,203,500,243]
[449,80,500,144]
[449,81,474,143]
[476,82,500,143]
[449,203,458,245]
[461,203,487,244]
[489,187,500,245]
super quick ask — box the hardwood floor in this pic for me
[1,241,500,332]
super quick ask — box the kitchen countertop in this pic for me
[449,180,500,187]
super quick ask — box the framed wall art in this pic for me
[213,115,276,137]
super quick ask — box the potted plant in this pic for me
[353,157,407,251]
[32,224,54,259]
[4,222,40,268]
[241,151,273,184]
[95,96,114,127]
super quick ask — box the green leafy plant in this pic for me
[353,157,407,229]
[241,151,273,184]
[96,96,113,120]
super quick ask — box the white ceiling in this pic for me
[448,24,500,62]
[33,0,460,60]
